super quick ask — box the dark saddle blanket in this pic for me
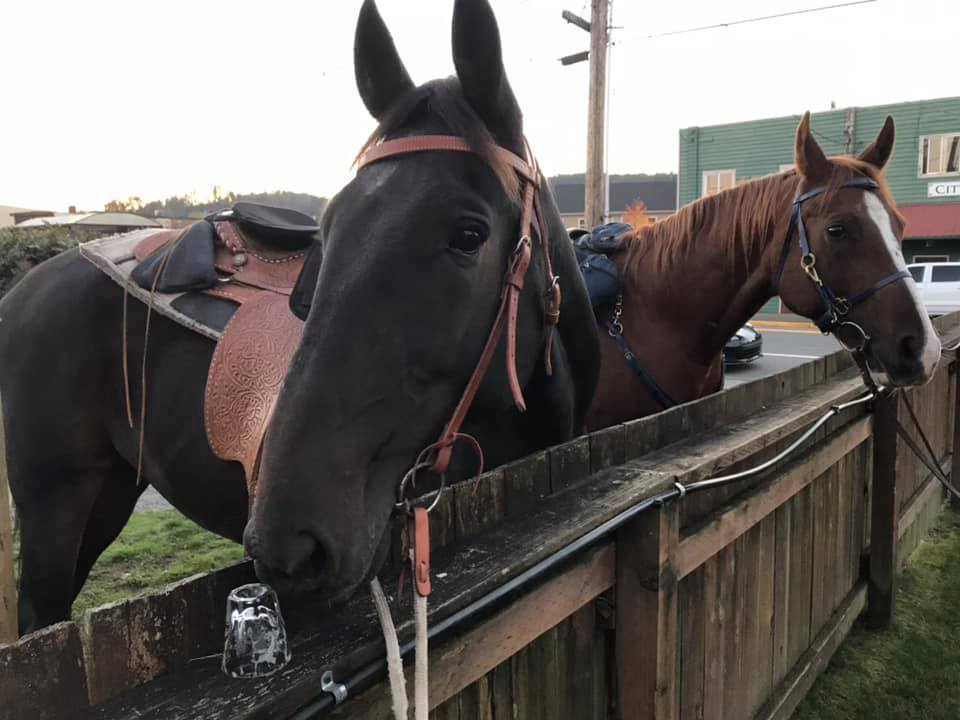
[80,203,320,490]
[571,222,632,313]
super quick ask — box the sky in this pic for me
[1,0,957,211]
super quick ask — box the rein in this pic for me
[773,176,911,341]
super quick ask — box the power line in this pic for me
[624,0,877,41]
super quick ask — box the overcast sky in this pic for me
[1,0,956,211]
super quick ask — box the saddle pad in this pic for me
[204,293,304,492]
[80,229,223,341]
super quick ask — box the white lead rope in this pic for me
[414,591,429,720]
[370,574,430,720]
[370,578,409,720]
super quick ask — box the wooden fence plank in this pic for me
[723,536,744,716]
[809,463,830,634]
[678,567,705,720]
[755,583,867,720]
[868,391,900,628]
[567,604,604,720]
[786,486,814,671]
[616,503,680,720]
[549,436,590,493]
[0,394,16,644]
[701,553,724,720]
[897,460,950,541]
[503,451,550,516]
[0,621,89,720]
[84,561,255,705]
[771,503,791,687]
[453,469,505,542]
[330,544,615,718]
[751,516,776,715]
[589,424,626,473]
[675,417,872,579]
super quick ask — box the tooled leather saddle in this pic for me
[81,203,322,490]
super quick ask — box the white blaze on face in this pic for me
[862,193,940,380]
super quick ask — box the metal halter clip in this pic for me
[607,295,625,336]
[832,297,851,316]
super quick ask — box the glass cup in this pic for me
[222,583,292,679]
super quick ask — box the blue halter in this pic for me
[772,176,911,335]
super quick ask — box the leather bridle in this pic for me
[772,176,911,349]
[356,135,561,497]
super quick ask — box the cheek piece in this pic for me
[771,176,910,338]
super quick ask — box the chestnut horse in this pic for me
[587,113,940,430]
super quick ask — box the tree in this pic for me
[103,196,145,213]
[623,200,654,229]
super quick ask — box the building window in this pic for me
[919,133,960,177]
[702,170,736,197]
[913,254,949,263]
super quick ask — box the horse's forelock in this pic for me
[822,157,904,234]
[354,79,521,204]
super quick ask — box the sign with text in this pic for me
[928,180,960,198]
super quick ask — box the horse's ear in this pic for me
[354,0,414,120]
[452,0,523,149]
[858,115,896,170]
[794,112,832,181]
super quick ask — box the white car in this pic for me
[907,262,960,316]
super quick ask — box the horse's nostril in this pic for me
[899,334,921,360]
[282,531,325,577]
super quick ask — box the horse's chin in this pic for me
[862,348,935,389]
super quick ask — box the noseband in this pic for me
[772,176,910,345]
[357,135,560,488]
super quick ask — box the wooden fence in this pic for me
[2,313,959,720]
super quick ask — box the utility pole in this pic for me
[561,0,610,228]
[585,0,609,228]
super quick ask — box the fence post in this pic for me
[867,391,899,629]
[0,395,16,644]
[616,500,680,719]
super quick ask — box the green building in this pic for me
[678,96,960,313]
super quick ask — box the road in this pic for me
[725,322,841,387]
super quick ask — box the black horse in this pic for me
[0,0,600,635]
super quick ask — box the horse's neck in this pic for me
[623,177,795,364]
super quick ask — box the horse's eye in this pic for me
[449,221,488,256]
[826,224,847,240]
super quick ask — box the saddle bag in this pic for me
[575,248,622,310]
[571,223,631,311]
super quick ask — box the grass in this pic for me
[72,510,244,617]
[795,504,960,720]
[14,510,245,619]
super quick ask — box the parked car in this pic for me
[907,262,960,316]
[724,323,762,365]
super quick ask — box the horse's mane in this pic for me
[355,78,521,203]
[621,156,902,281]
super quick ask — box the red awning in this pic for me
[898,203,960,239]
